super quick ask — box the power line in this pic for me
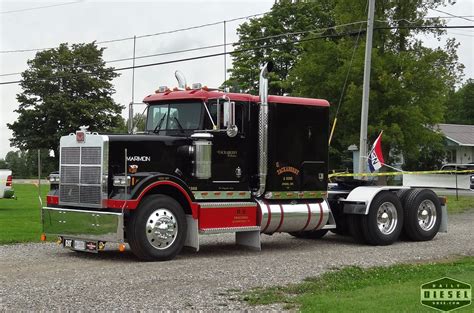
[0,0,82,14]
[329,0,368,146]
[376,25,474,30]
[1,24,472,84]
[0,20,367,78]
[0,29,366,86]
[431,8,474,23]
[2,11,472,54]
[0,12,268,54]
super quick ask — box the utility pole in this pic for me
[358,0,375,174]
[128,35,137,134]
[223,20,227,89]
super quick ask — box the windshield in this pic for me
[146,101,202,133]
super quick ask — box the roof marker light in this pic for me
[192,83,202,90]
[156,86,169,93]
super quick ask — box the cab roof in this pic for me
[143,89,329,107]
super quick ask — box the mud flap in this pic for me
[185,215,199,252]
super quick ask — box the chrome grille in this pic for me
[59,136,106,208]
[80,166,101,184]
[61,147,80,164]
[81,147,101,165]
[60,184,80,203]
[61,166,79,184]
[80,185,102,204]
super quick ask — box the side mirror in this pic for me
[223,101,238,137]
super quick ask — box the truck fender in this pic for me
[130,174,198,219]
[340,186,409,215]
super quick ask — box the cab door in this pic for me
[205,100,249,191]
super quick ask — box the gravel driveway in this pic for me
[1,211,473,311]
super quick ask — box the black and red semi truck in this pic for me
[42,63,447,261]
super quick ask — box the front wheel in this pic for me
[127,195,187,261]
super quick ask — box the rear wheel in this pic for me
[361,191,403,245]
[289,229,328,239]
[127,195,187,261]
[396,188,414,240]
[403,189,441,241]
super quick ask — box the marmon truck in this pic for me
[42,63,447,261]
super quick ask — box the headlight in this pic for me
[49,174,60,184]
[113,176,130,187]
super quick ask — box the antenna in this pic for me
[174,70,187,90]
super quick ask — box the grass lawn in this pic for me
[445,195,474,213]
[0,184,48,244]
[243,257,474,312]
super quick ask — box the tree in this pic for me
[3,150,56,178]
[227,0,463,170]
[291,0,462,170]
[226,0,335,95]
[445,79,474,125]
[112,113,148,134]
[8,42,123,159]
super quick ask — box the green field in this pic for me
[243,257,474,312]
[0,184,48,244]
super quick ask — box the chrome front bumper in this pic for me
[42,207,124,242]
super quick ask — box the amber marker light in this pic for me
[98,242,106,251]
[56,237,63,245]
[40,233,47,241]
[118,243,126,252]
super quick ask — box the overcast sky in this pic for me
[0,0,473,159]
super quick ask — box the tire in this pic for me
[396,188,416,240]
[289,229,328,239]
[361,191,403,245]
[403,189,441,241]
[347,214,367,243]
[396,188,412,207]
[126,195,187,261]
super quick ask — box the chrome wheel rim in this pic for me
[146,208,178,250]
[417,200,437,231]
[376,202,398,235]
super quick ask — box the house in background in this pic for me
[437,124,474,164]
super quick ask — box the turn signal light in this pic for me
[56,236,63,245]
[118,243,126,252]
[40,233,47,241]
[98,241,106,251]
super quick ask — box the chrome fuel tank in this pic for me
[257,199,331,234]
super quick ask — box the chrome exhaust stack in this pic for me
[255,62,273,197]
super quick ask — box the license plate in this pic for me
[74,240,85,250]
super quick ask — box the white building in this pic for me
[438,124,474,164]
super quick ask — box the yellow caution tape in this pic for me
[329,169,474,179]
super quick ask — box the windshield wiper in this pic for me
[173,117,185,134]
[153,113,167,133]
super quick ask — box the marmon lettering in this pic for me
[127,156,151,162]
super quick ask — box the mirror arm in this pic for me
[203,101,216,129]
